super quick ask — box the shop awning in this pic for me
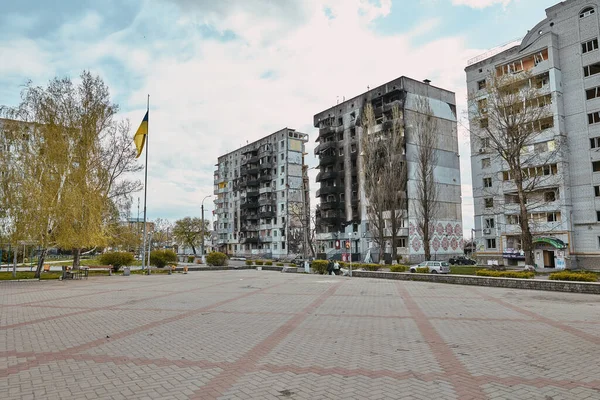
[533,237,567,249]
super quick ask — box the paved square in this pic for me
[1,271,599,399]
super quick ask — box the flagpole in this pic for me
[141,94,150,274]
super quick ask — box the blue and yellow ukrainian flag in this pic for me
[133,111,148,159]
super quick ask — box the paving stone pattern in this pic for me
[1,271,599,399]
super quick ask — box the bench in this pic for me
[81,265,113,279]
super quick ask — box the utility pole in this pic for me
[201,195,212,261]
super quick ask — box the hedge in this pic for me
[149,250,178,268]
[276,263,284,266]
[187,256,195,263]
[98,252,134,272]
[361,263,381,271]
[415,267,429,273]
[206,252,228,266]
[245,260,253,266]
[549,271,598,282]
[476,270,534,279]
[265,261,273,266]
[311,260,328,274]
[255,260,264,266]
[390,265,408,273]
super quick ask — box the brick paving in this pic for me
[1,271,599,399]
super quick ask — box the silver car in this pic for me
[410,261,450,274]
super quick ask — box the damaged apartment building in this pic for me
[313,76,463,263]
[466,0,600,270]
[213,128,310,259]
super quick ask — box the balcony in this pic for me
[259,198,275,206]
[314,141,337,155]
[243,237,260,244]
[319,154,337,166]
[247,178,260,187]
[316,170,338,182]
[320,198,342,211]
[240,201,259,209]
[260,210,276,219]
[260,236,273,243]
[316,186,340,197]
[240,224,259,232]
[259,162,273,170]
[246,189,259,198]
[246,166,260,175]
[259,174,272,182]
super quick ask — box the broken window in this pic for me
[595,186,600,197]
[545,191,556,202]
[480,118,488,128]
[593,161,600,172]
[506,215,521,225]
[586,87,600,100]
[484,218,495,228]
[482,158,491,168]
[477,80,486,90]
[588,111,600,125]
[580,7,595,18]
[582,38,598,54]
[484,198,494,208]
[483,177,492,188]
[584,62,600,77]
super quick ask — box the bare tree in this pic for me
[412,96,439,262]
[288,203,316,258]
[362,103,407,263]
[469,71,559,265]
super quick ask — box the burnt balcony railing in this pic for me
[258,198,275,206]
[319,154,337,166]
[240,224,259,232]
[241,236,260,244]
[314,141,337,155]
[259,210,276,218]
[246,166,260,175]
[259,162,273,169]
[316,170,338,182]
[247,178,260,187]
[316,186,340,197]
[320,198,341,211]
[259,174,272,182]
[240,201,259,209]
[246,190,259,198]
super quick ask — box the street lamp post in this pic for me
[201,195,212,262]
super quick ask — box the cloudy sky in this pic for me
[0,0,558,236]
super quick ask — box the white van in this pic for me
[410,261,450,274]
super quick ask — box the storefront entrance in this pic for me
[543,250,555,268]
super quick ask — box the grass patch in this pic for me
[0,271,62,280]
[450,266,485,275]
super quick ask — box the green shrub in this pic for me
[276,263,284,266]
[265,261,273,266]
[311,260,328,274]
[98,252,134,272]
[187,256,195,263]
[476,270,534,279]
[149,250,178,268]
[245,260,253,266]
[549,271,597,282]
[339,262,349,269]
[206,252,228,266]
[415,267,429,273]
[288,263,295,267]
[362,263,381,271]
[390,265,408,273]
[255,260,264,266]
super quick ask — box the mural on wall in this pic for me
[408,220,463,255]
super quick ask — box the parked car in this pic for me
[448,256,477,265]
[410,261,450,274]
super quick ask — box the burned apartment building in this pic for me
[466,0,600,270]
[313,77,463,264]
[213,128,310,259]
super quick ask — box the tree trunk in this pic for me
[12,246,17,278]
[191,244,197,255]
[423,220,431,261]
[72,248,81,269]
[391,209,398,263]
[515,171,534,265]
[34,248,47,279]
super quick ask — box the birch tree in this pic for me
[469,71,559,265]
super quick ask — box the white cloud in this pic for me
[451,0,515,9]
[0,0,482,236]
